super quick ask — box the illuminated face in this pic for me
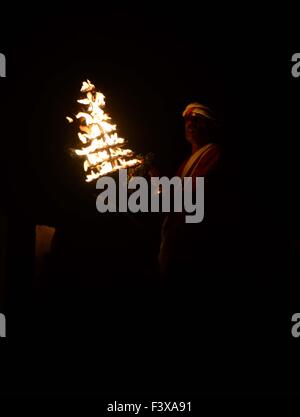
[184,112,207,145]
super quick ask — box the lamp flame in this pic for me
[67,80,142,182]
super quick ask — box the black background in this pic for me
[1,7,300,403]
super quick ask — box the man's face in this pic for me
[184,112,207,145]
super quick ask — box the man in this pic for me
[177,102,220,179]
[159,102,222,283]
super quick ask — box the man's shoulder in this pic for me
[192,142,221,176]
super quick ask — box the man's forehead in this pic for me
[184,111,205,120]
[182,102,214,120]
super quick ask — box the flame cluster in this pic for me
[67,80,141,182]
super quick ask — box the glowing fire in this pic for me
[67,80,142,182]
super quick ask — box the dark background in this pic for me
[1,9,300,400]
